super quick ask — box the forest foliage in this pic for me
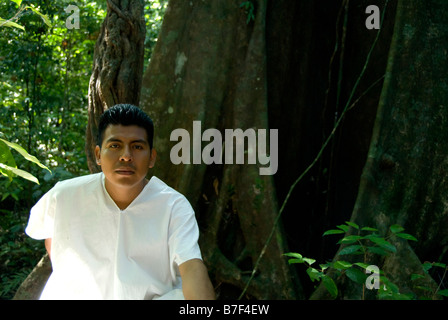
[0,0,167,299]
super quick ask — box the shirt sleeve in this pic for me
[168,195,202,268]
[25,184,58,240]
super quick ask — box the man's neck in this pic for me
[104,179,148,210]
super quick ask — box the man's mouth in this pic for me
[115,167,135,175]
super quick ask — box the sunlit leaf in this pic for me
[337,235,362,244]
[25,6,52,28]
[336,224,349,232]
[0,18,25,30]
[11,0,23,7]
[354,262,370,269]
[0,163,39,184]
[303,258,316,266]
[306,267,322,282]
[333,260,352,270]
[283,252,302,259]
[323,229,344,236]
[0,138,50,172]
[345,221,359,229]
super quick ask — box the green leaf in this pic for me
[287,258,303,265]
[323,229,345,236]
[361,227,378,232]
[333,260,353,270]
[11,0,23,6]
[410,274,425,281]
[365,234,396,253]
[0,140,17,180]
[395,232,417,241]
[322,275,338,298]
[338,245,362,255]
[284,252,304,264]
[354,262,370,269]
[345,221,359,229]
[437,289,448,297]
[433,262,447,269]
[283,252,302,259]
[338,235,362,244]
[0,18,25,30]
[336,224,349,232]
[0,138,50,172]
[367,246,389,256]
[422,262,432,273]
[345,267,367,284]
[303,258,316,266]
[284,253,315,265]
[369,237,396,253]
[414,285,432,292]
[0,163,39,184]
[306,267,322,282]
[390,224,405,233]
[24,6,52,27]
[320,263,331,272]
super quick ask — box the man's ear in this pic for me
[149,148,157,168]
[95,145,101,166]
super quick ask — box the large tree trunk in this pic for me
[85,0,146,172]
[140,0,300,299]
[139,0,403,299]
[311,0,448,299]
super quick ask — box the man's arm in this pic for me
[45,238,52,260]
[179,259,215,300]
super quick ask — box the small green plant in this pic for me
[240,1,255,24]
[411,262,448,299]
[285,222,420,299]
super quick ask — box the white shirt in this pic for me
[25,173,202,300]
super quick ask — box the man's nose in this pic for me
[119,146,133,161]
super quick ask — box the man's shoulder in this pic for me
[148,176,182,196]
[51,173,102,194]
[147,176,192,208]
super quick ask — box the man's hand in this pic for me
[179,259,215,300]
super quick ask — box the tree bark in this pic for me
[13,254,51,300]
[140,0,300,299]
[85,0,146,172]
[311,0,448,299]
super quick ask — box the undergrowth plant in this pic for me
[285,222,448,300]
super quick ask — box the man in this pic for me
[25,104,215,300]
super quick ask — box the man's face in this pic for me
[95,124,156,191]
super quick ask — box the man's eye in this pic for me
[109,144,119,148]
[134,145,143,150]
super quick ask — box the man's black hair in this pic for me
[97,104,154,149]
